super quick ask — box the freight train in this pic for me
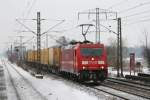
[25,42,108,82]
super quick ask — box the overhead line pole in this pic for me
[117,19,120,77]
[118,18,123,77]
[36,12,41,73]
[96,8,100,43]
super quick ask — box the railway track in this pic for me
[108,77,150,87]
[2,59,21,100]
[87,86,130,100]
[0,65,7,100]
[101,77,150,99]
[125,75,150,82]
[138,73,150,78]
[2,59,47,100]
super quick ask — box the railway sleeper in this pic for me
[125,75,150,82]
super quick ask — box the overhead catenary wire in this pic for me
[43,34,68,46]
[16,19,37,35]
[49,25,79,33]
[122,14,150,21]
[21,1,31,20]
[18,0,37,33]
[121,9,150,18]
[40,20,96,46]
[22,36,35,45]
[41,20,65,36]
[9,36,35,46]
[21,0,37,20]
[107,0,129,10]
[40,20,95,46]
[119,1,150,13]
[124,18,150,26]
[25,0,37,18]
[40,25,80,46]
[18,1,31,32]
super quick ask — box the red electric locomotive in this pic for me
[61,42,107,82]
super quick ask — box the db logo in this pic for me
[88,61,97,64]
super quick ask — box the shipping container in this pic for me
[27,50,37,62]
[27,51,32,62]
[53,47,61,67]
[48,47,61,68]
[48,48,53,66]
[34,51,37,62]
[41,49,44,64]
[41,48,49,65]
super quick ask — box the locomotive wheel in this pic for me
[77,75,83,83]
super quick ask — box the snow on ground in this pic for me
[14,68,97,100]
[3,60,46,100]
[142,67,150,74]
[108,68,138,77]
[122,57,150,75]
[108,65,150,78]
[108,67,150,77]
[1,59,106,100]
[0,65,7,100]
[3,62,19,100]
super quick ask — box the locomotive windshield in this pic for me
[80,48,103,56]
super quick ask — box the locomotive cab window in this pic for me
[80,48,103,56]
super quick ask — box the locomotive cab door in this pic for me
[74,50,77,73]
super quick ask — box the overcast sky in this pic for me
[0,0,150,53]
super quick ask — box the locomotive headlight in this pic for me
[83,66,86,69]
[82,61,88,64]
[101,66,104,69]
[98,61,105,64]
[91,57,94,61]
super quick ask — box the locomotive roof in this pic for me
[77,43,104,48]
[62,43,104,49]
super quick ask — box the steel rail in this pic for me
[101,79,150,99]
[4,60,47,100]
[2,59,21,100]
[108,77,150,87]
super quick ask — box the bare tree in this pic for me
[142,30,150,68]
[107,38,117,67]
[107,37,128,69]
[143,47,150,67]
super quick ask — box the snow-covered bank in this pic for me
[2,59,104,100]
[108,66,150,77]
[2,60,45,100]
